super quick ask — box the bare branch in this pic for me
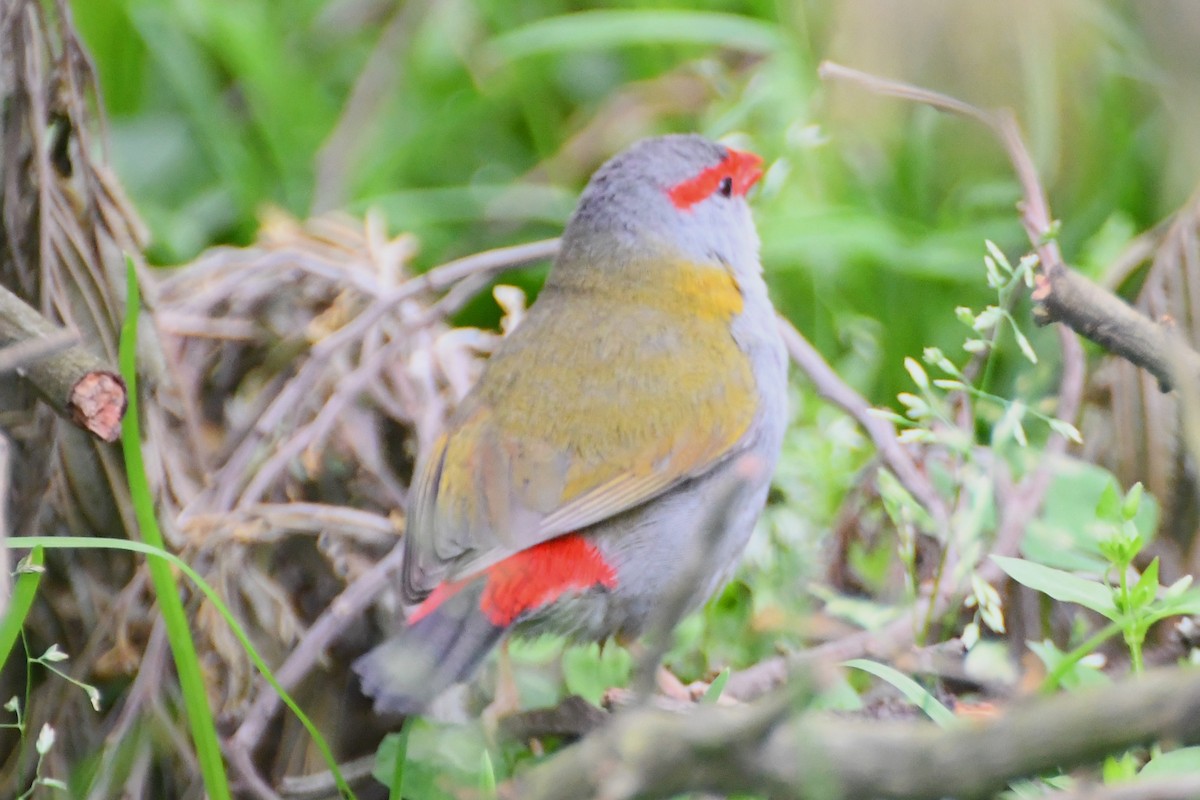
[227,540,405,756]
[515,668,1200,800]
[819,59,1200,394]
[0,282,126,441]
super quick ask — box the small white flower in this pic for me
[40,644,68,663]
[36,723,55,755]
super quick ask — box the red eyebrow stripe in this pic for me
[667,148,764,210]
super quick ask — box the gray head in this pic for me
[558,134,764,279]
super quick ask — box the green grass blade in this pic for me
[991,555,1118,619]
[479,748,497,799]
[119,257,232,799]
[386,719,412,800]
[0,547,44,669]
[125,7,261,214]
[842,658,956,727]
[8,535,354,798]
[489,10,783,61]
[700,668,730,704]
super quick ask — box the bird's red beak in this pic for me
[726,148,764,197]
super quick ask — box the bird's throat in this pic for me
[553,255,745,323]
[664,261,744,321]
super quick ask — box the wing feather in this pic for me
[399,263,759,598]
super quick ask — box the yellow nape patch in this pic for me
[668,263,744,320]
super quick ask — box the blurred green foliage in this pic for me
[70,1,1197,404]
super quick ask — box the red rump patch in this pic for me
[667,148,764,210]
[407,534,618,628]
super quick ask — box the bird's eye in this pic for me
[717,176,733,197]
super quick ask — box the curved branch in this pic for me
[819,60,1200,394]
[777,316,949,528]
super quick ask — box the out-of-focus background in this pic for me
[5,0,1200,797]
[74,0,1200,398]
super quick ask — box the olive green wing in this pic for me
[399,279,759,601]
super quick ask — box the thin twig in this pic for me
[277,755,376,800]
[224,744,285,800]
[85,624,168,800]
[228,541,406,756]
[727,65,1092,703]
[777,316,949,529]
[982,325,1085,590]
[0,328,76,372]
[206,239,557,512]
[820,59,1200,394]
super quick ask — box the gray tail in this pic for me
[353,578,506,715]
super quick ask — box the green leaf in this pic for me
[985,240,1014,275]
[374,718,490,800]
[701,669,731,704]
[1129,559,1160,610]
[479,750,497,799]
[1147,588,1200,620]
[1140,746,1200,778]
[1101,527,1143,569]
[1008,322,1039,365]
[1047,418,1083,444]
[1103,752,1139,783]
[1028,640,1110,690]
[563,643,631,705]
[972,305,1004,332]
[991,556,1117,618]
[1021,458,1155,573]
[0,546,43,670]
[385,720,412,800]
[842,659,956,727]
[904,357,929,389]
[1096,482,1122,521]
[1122,483,1145,521]
[126,8,260,214]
